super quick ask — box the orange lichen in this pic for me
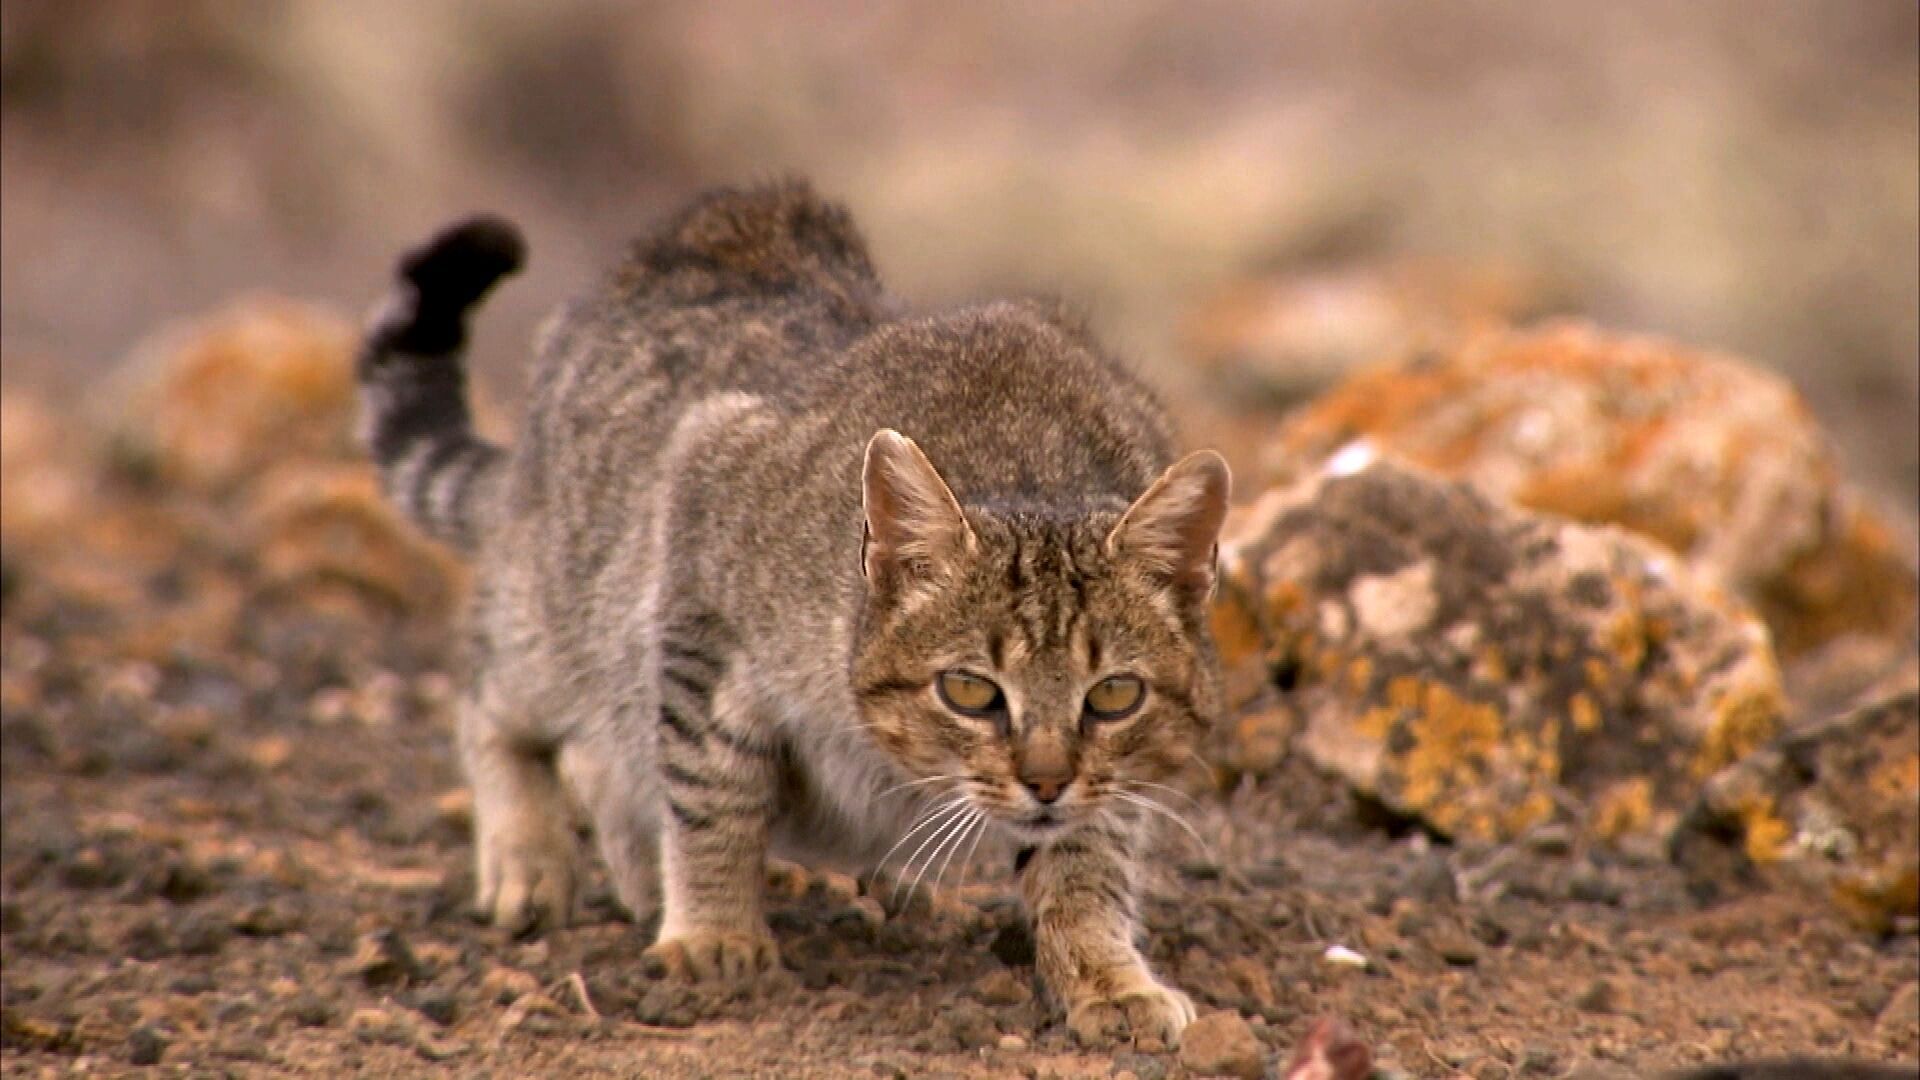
[1693,678,1786,778]
[1590,778,1655,841]
[1569,693,1602,734]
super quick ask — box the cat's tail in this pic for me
[357,216,524,554]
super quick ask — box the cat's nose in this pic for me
[1018,736,1074,805]
[1023,776,1067,804]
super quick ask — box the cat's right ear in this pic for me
[862,430,975,584]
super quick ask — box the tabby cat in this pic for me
[357,180,1229,1047]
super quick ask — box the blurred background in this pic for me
[2,0,1915,504]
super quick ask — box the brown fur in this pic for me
[357,179,1229,1047]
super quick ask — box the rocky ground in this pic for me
[3,304,1917,1078]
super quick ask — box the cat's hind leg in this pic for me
[461,697,578,935]
[559,728,661,925]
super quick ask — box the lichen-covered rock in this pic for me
[245,462,466,619]
[1213,460,1784,844]
[1675,683,1919,933]
[1263,321,1917,659]
[4,300,467,643]
[1184,258,1542,407]
[99,298,360,492]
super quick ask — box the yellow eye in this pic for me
[1085,675,1145,721]
[937,671,1003,716]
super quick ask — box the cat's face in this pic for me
[851,431,1228,844]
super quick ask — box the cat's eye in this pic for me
[1084,675,1145,722]
[937,671,1004,717]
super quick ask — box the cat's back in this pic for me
[492,183,885,599]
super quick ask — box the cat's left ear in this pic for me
[1106,450,1231,598]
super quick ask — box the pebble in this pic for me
[287,993,336,1027]
[345,928,421,987]
[1573,977,1619,1014]
[972,969,1033,1006]
[1876,981,1918,1039]
[127,1025,167,1066]
[403,987,459,1027]
[997,1033,1028,1052]
[480,966,540,1005]
[1320,944,1370,970]
[1428,927,1482,967]
[1179,1011,1266,1080]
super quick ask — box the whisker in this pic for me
[910,807,975,899]
[1126,779,1205,814]
[876,773,965,801]
[898,805,976,908]
[929,810,982,899]
[952,810,990,895]
[1111,790,1215,862]
[874,795,968,878]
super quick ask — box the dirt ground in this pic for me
[2,499,1915,1079]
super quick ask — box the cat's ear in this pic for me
[862,429,975,583]
[1107,450,1231,598]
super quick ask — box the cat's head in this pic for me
[850,429,1229,845]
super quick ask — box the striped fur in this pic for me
[364,180,1228,1048]
[357,216,524,552]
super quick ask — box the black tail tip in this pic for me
[399,215,528,308]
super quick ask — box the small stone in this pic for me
[480,966,540,1005]
[1427,927,1482,967]
[943,1000,1000,1051]
[1876,981,1918,1039]
[973,969,1033,1006]
[345,928,421,987]
[127,1025,167,1066]
[843,896,886,929]
[1179,1010,1265,1080]
[815,869,862,905]
[288,994,336,1027]
[1573,977,1619,1014]
[245,735,294,771]
[349,1007,406,1044]
[1320,944,1370,971]
[998,1033,1029,1052]
[404,987,459,1027]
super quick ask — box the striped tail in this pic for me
[357,216,524,553]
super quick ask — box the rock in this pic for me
[1675,685,1920,932]
[1426,926,1482,967]
[1875,981,1918,1041]
[1573,978,1620,1014]
[941,1000,1001,1051]
[1215,460,1783,844]
[1282,1016,1373,1080]
[126,1024,167,1066]
[1263,321,1917,659]
[1184,257,1542,409]
[1179,1010,1267,1080]
[246,462,466,619]
[345,928,422,987]
[480,966,541,1005]
[100,299,359,493]
[972,969,1033,1006]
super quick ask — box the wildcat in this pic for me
[356,180,1229,1048]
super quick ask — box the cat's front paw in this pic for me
[642,929,781,983]
[1064,977,1197,1051]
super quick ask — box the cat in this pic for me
[357,179,1229,1048]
